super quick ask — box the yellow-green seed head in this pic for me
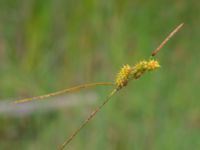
[115,59,160,89]
[115,64,131,89]
[132,59,160,79]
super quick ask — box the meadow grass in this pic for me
[0,1,200,150]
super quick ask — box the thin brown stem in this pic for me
[151,23,184,56]
[58,89,118,150]
[14,82,114,104]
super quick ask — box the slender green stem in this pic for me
[58,89,118,150]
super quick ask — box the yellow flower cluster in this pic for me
[115,59,160,89]
[146,59,160,71]
[115,64,132,89]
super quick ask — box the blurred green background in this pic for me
[0,0,200,150]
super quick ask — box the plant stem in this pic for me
[58,89,118,150]
[151,23,184,56]
[14,82,114,104]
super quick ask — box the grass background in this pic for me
[0,0,200,149]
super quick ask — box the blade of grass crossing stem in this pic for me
[14,82,114,104]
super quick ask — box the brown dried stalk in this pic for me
[151,23,184,56]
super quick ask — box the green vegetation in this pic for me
[0,0,200,149]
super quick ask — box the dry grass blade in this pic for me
[14,82,114,104]
[151,23,184,56]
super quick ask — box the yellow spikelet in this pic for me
[132,59,160,79]
[146,59,160,71]
[115,59,160,90]
[115,64,132,89]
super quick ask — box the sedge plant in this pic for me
[14,23,184,150]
